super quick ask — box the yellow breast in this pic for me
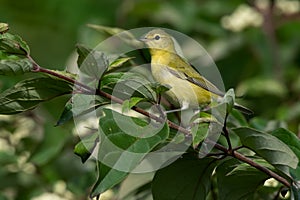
[150,51,213,108]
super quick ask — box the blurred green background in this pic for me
[1,0,300,199]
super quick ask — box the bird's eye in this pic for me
[154,35,160,40]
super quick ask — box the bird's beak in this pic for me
[139,37,148,42]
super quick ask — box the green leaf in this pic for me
[272,128,300,179]
[152,155,217,200]
[228,109,248,127]
[228,157,276,174]
[222,88,235,113]
[149,82,171,96]
[249,117,268,131]
[0,75,73,114]
[0,32,30,55]
[118,173,154,199]
[77,46,109,80]
[191,123,209,148]
[101,72,156,101]
[55,102,73,126]
[291,183,300,200]
[236,77,287,98]
[234,127,299,176]
[108,57,134,71]
[76,44,92,67]
[250,118,286,132]
[56,95,109,126]
[216,158,270,200]
[87,24,142,48]
[91,163,129,198]
[98,107,169,158]
[0,23,9,34]
[271,128,300,160]
[74,132,98,163]
[0,58,33,75]
[87,24,126,36]
[91,108,169,197]
[122,97,144,113]
[190,105,225,149]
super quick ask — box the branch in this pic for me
[223,113,232,151]
[232,151,291,187]
[208,142,291,187]
[30,59,291,188]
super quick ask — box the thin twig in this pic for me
[222,113,232,151]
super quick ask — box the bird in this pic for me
[140,28,252,117]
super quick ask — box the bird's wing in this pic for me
[167,55,224,97]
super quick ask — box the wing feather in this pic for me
[166,55,224,97]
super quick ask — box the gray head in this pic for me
[140,29,176,52]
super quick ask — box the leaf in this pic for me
[234,127,299,176]
[76,44,92,67]
[0,23,9,34]
[118,173,154,199]
[101,72,156,101]
[191,123,209,148]
[222,88,235,113]
[291,183,300,200]
[56,95,109,126]
[98,107,169,158]
[0,58,33,75]
[249,117,268,131]
[55,102,73,126]
[77,47,109,80]
[228,109,248,127]
[189,104,225,149]
[149,82,171,95]
[271,128,300,160]
[87,24,125,36]
[91,108,169,197]
[74,132,98,163]
[0,75,73,114]
[227,157,276,175]
[272,128,300,179]
[152,155,217,200]
[108,57,134,71]
[122,97,144,113]
[87,24,143,48]
[216,158,270,200]
[91,163,129,198]
[0,32,30,55]
[236,77,287,98]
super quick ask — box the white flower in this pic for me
[221,4,263,32]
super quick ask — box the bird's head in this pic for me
[140,29,176,53]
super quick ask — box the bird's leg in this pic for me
[164,102,195,128]
[164,101,189,114]
[155,93,166,119]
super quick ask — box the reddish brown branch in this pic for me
[30,59,291,188]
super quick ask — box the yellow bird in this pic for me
[140,29,252,115]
